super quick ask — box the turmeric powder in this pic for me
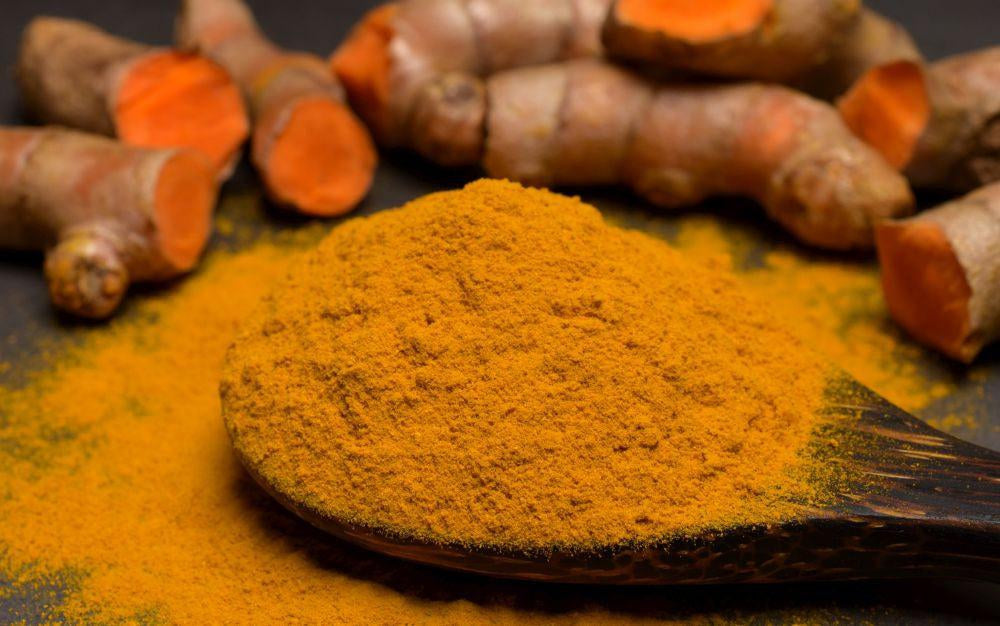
[222,180,834,549]
[0,186,986,623]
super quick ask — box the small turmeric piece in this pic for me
[876,182,1000,363]
[177,0,377,216]
[839,47,1000,191]
[331,0,611,163]
[601,0,861,82]
[0,128,217,318]
[17,17,249,178]
[222,179,836,550]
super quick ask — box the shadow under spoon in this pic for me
[236,377,1000,585]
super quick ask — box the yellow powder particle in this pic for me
[222,180,834,550]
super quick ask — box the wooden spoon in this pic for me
[237,376,1000,584]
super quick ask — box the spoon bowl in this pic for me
[236,377,1000,585]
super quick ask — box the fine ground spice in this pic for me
[222,180,834,550]
[0,184,987,623]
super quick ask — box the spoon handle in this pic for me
[822,384,1000,583]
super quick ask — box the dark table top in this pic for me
[0,1,998,623]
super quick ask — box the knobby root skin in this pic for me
[876,183,1000,363]
[331,0,611,161]
[0,128,217,319]
[840,47,1000,192]
[797,9,922,100]
[178,0,376,216]
[17,17,249,178]
[602,0,862,83]
[482,59,911,250]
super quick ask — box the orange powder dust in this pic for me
[222,180,834,550]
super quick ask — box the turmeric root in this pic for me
[0,128,217,319]
[839,47,1000,192]
[331,0,611,163]
[17,17,249,178]
[601,0,862,82]
[796,9,922,100]
[337,54,910,248]
[177,0,376,216]
[876,183,1000,362]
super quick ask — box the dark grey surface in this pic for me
[0,1,998,623]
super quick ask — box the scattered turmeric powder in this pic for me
[0,185,988,623]
[222,180,834,550]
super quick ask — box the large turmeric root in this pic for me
[0,128,218,319]
[177,0,376,216]
[876,183,1000,363]
[601,0,862,82]
[331,0,611,163]
[839,47,1000,192]
[18,17,249,178]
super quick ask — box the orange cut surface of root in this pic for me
[615,0,772,42]
[263,97,377,216]
[330,4,397,136]
[115,51,249,175]
[154,149,216,272]
[876,221,972,360]
[838,60,930,170]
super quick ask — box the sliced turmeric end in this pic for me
[876,220,974,361]
[263,97,377,216]
[615,0,772,42]
[838,60,930,170]
[330,4,397,137]
[154,150,216,272]
[115,51,250,176]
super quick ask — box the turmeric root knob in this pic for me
[603,0,862,82]
[876,183,1000,362]
[840,47,1000,192]
[483,60,913,249]
[0,129,217,318]
[178,0,376,216]
[17,17,249,178]
[331,0,611,160]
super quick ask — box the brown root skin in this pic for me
[331,0,611,159]
[179,0,376,216]
[797,9,922,100]
[840,47,1000,192]
[602,0,862,83]
[0,128,217,319]
[484,59,912,250]
[876,183,1000,362]
[17,16,249,178]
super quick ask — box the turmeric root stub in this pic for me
[877,182,1000,362]
[223,180,835,550]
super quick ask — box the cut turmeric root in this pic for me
[331,0,612,162]
[177,0,376,216]
[797,8,922,100]
[602,0,862,82]
[0,128,218,319]
[17,17,249,178]
[839,47,1000,191]
[876,183,1000,362]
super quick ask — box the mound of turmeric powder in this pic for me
[222,179,834,549]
